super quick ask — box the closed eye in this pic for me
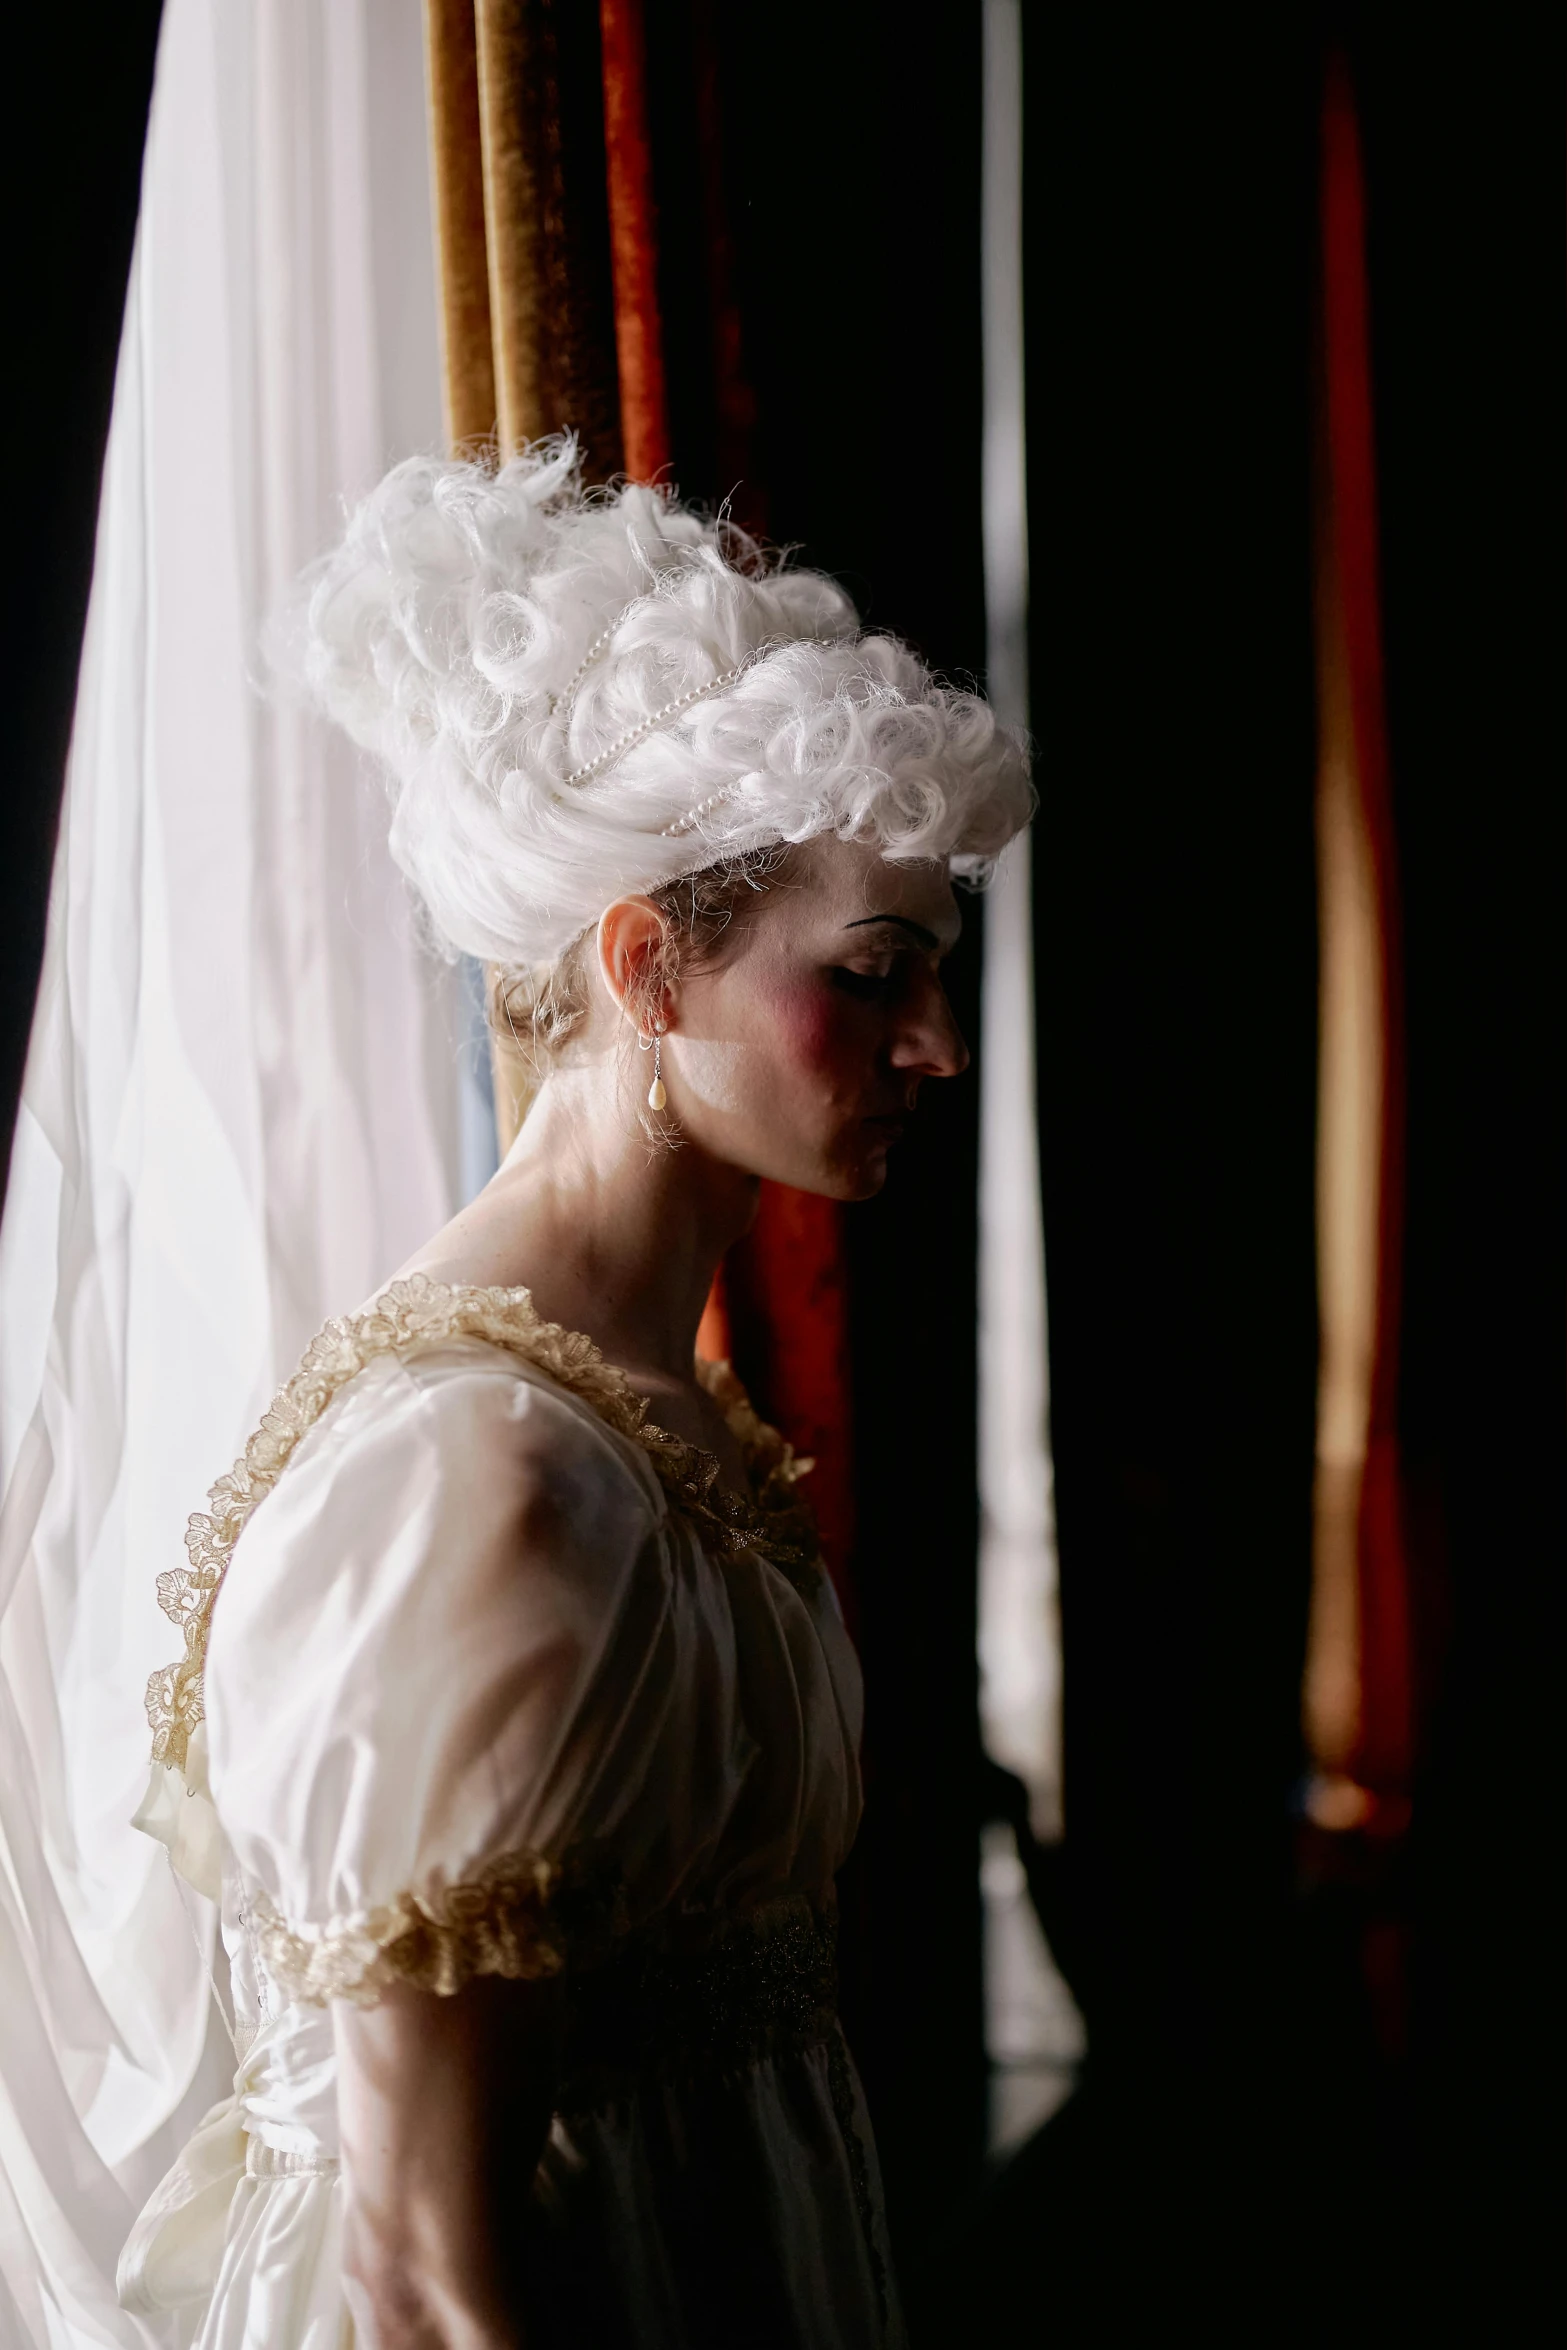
[830,966,897,1000]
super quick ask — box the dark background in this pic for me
[6,3,1562,2339]
[645,0,993,2253]
[645,6,1565,2334]
[1352,13,1565,2323]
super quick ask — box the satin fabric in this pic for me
[123,1342,899,2346]
[0,0,460,2334]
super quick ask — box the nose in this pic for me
[891,973,970,1080]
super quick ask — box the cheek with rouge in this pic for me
[756,976,859,1093]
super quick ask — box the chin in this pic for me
[826,1149,894,1203]
[762,1153,886,1204]
[753,1123,898,1202]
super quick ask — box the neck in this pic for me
[403,1061,758,1381]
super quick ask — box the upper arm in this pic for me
[333,1970,564,2348]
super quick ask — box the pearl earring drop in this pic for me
[640,1026,667,1113]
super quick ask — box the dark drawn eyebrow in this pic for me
[842,913,944,951]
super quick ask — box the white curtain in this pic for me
[976,0,1086,2156]
[976,0,1059,1843]
[0,3,460,2339]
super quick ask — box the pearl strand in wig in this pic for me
[286,436,1033,971]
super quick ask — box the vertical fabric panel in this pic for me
[1306,388,1387,1798]
[648,0,756,523]
[721,1186,855,1616]
[1012,20,1319,2324]
[1351,14,1567,2320]
[474,0,621,473]
[1316,55,1412,1808]
[474,0,544,453]
[599,0,669,481]
[1028,6,1318,2061]
[423,0,497,448]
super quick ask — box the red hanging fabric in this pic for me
[1319,50,1412,1804]
[595,9,856,1600]
[726,1187,858,1625]
[599,0,669,483]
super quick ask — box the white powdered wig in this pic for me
[292,437,1032,968]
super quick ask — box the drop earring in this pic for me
[639,1025,667,1113]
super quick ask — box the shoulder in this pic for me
[206,1338,662,1725]
[255,1334,659,1548]
[322,1339,663,1525]
[203,1335,671,1950]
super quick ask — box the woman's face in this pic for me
[663,837,970,1200]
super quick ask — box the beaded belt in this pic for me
[557,1893,839,2112]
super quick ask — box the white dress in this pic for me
[119,1279,901,2349]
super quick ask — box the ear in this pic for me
[596,896,673,1033]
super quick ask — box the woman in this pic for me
[121,441,1030,2349]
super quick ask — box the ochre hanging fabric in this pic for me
[473,0,622,472]
[1306,49,1412,1815]
[424,0,496,447]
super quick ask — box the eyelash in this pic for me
[831,965,896,1000]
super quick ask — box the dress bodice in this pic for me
[121,1281,900,2348]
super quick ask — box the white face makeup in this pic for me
[655,837,969,1201]
[667,1035,748,1114]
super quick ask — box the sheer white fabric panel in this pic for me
[0,2,453,2339]
[977,0,1061,1843]
[977,0,1086,2157]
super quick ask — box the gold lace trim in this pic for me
[250,1843,628,2009]
[145,1275,820,1776]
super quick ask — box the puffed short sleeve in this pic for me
[204,1344,666,2005]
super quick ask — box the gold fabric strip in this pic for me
[473,0,621,474]
[423,0,497,448]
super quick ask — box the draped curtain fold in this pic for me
[1305,46,1413,1822]
[0,4,454,2338]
